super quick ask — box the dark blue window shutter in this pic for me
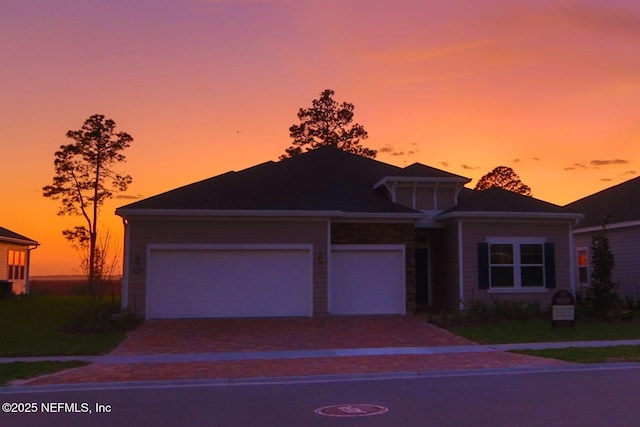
[544,243,556,289]
[477,242,490,289]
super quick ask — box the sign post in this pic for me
[551,289,576,328]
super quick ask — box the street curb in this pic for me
[2,339,640,364]
[3,363,640,394]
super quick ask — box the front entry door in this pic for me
[415,248,429,306]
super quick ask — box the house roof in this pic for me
[565,176,640,229]
[397,163,469,179]
[118,147,457,217]
[436,188,583,220]
[0,226,39,246]
[116,147,579,222]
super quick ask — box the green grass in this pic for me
[0,361,89,386]
[447,319,640,345]
[512,345,640,364]
[0,296,128,357]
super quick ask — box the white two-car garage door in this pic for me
[330,245,406,315]
[146,244,313,319]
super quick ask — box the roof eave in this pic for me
[0,236,39,246]
[373,176,471,189]
[573,219,640,234]
[435,211,584,221]
[115,208,425,220]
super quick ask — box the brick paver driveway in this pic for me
[112,315,473,355]
[23,316,571,386]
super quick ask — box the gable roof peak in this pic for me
[565,175,640,228]
[400,162,470,181]
[0,226,39,245]
[436,187,582,220]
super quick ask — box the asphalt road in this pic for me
[2,365,640,426]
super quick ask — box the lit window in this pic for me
[7,250,26,280]
[577,248,588,285]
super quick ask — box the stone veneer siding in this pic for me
[331,222,416,313]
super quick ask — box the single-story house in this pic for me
[116,147,583,319]
[565,176,640,301]
[0,226,39,294]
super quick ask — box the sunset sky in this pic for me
[2,0,639,276]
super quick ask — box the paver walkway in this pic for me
[15,316,572,386]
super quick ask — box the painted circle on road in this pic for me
[314,404,389,417]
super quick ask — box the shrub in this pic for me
[58,300,141,334]
[584,231,622,320]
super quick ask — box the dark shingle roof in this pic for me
[438,187,578,217]
[0,226,38,245]
[565,176,640,228]
[118,147,444,214]
[397,163,469,180]
[118,147,578,220]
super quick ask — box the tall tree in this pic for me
[43,114,133,296]
[474,166,532,196]
[281,89,375,159]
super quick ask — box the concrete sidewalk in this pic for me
[3,339,640,364]
[5,339,640,386]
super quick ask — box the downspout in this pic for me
[458,221,464,310]
[121,218,130,310]
[326,219,331,315]
[25,243,40,295]
[568,221,577,296]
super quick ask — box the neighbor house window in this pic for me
[577,248,589,285]
[7,250,26,280]
[478,240,555,290]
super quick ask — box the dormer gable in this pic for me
[374,163,471,215]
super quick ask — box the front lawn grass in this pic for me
[0,295,128,357]
[511,345,640,364]
[0,361,89,386]
[447,319,640,345]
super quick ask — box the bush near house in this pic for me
[427,298,550,327]
[0,280,14,300]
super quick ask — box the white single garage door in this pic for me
[330,245,406,315]
[146,245,312,319]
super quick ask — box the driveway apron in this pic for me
[21,316,571,386]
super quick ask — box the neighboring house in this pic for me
[116,147,582,319]
[0,226,39,294]
[565,176,640,301]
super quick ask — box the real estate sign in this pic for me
[552,289,575,327]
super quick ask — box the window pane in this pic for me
[578,267,588,284]
[18,251,25,266]
[490,244,513,264]
[491,266,514,287]
[521,266,544,287]
[578,250,588,267]
[521,244,543,264]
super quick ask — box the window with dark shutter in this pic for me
[477,242,489,289]
[478,240,553,290]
